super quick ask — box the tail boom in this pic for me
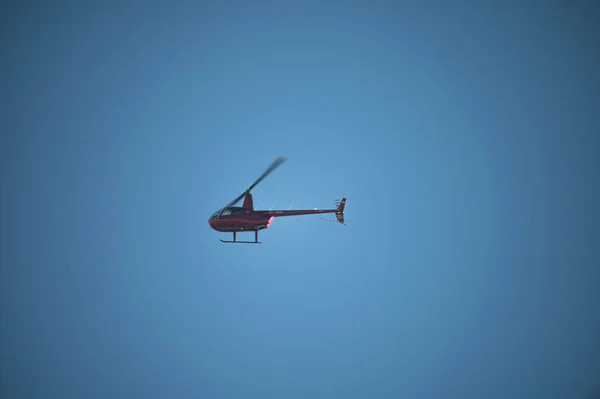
[256,198,347,224]
[256,209,336,217]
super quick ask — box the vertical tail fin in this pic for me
[335,198,347,224]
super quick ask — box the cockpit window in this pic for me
[210,212,219,220]
[221,208,232,216]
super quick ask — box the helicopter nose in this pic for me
[208,217,216,229]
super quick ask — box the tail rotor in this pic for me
[319,198,349,225]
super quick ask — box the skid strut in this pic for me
[220,230,261,244]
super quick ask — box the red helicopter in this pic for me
[208,156,347,244]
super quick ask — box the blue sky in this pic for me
[1,1,599,398]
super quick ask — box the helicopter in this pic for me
[208,156,347,244]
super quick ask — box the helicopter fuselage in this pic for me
[208,207,275,232]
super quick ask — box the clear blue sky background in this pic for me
[1,1,599,398]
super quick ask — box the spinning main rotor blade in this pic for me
[224,156,287,208]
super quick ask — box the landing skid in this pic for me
[220,231,261,244]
